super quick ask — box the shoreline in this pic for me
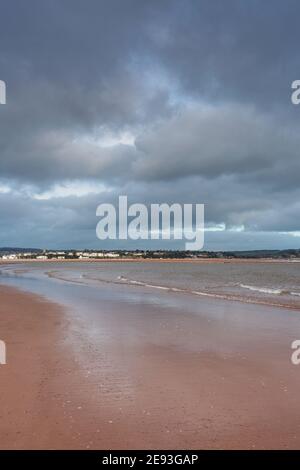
[1,257,298,264]
[1,281,300,449]
[1,260,300,312]
[0,284,136,450]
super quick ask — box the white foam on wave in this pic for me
[240,284,282,295]
[117,276,183,292]
[145,284,169,290]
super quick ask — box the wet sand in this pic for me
[1,282,300,449]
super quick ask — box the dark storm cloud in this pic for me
[133,104,300,184]
[148,0,300,112]
[0,0,300,248]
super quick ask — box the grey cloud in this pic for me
[133,104,299,182]
[0,183,300,250]
[0,1,300,249]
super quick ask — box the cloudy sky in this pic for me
[0,0,300,250]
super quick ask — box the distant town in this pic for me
[1,248,300,261]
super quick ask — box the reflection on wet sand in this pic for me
[1,261,300,449]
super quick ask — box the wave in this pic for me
[116,276,300,309]
[118,276,180,291]
[291,292,300,297]
[240,284,282,295]
[10,269,299,312]
[46,270,87,285]
[117,277,300,310]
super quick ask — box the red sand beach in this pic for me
[1,274,300,449]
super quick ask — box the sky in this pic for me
[0,0,300,250]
